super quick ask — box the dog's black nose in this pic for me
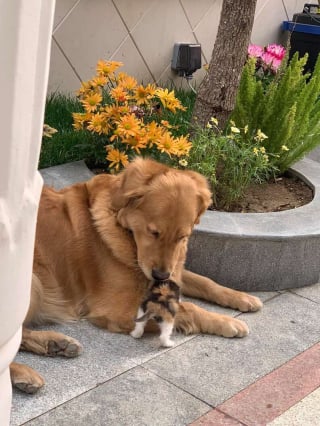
[152,269,170,281]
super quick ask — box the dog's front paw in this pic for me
[236,293,263,312]
[220,317,249,338]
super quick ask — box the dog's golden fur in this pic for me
[10,158,262,393]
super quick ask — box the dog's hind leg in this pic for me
[20,327,82,358]
[174,301,249,337]
[10,362,44,394]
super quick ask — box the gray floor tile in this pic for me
[10,319,196,425]
[290,282,320,304]
[23,366,210,426]
[143,292,320,407]
[40,160,93,189]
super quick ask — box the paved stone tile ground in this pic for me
[11,287,320,425]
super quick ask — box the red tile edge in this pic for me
[191,342,320,426]
[191,408,245,425]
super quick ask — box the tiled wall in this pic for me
[48,0,306,94]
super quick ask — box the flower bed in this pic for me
[186,158,320,291]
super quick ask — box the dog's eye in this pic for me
[148,227,160,239]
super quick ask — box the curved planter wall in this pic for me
[187,158,320,292]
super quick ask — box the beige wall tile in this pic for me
[53,0,79,32]
[252,0,288,45]
[54,0,127,82]
[110,36,154,83]
[180,0,218,30]
[113,0,156,31]
[47,39,81,94]
[130,0,196,81]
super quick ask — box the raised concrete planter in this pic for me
[187,158,320,291]
[40,158,320,292]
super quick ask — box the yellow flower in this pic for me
[91,75,108,87]
[173,135,192,157]
[110,86,129,103]
[81,93,102,112]
[106,148,128,171]
[72,112,92,130]
[206,122,213,129]
[104,105,130,121]
[230,126,240,133]
[230,120,236,127]
[263,154,269,162]
[179,159,188,167]
[123,132,148,154]
[281,145,289,151]
[117,73,137,91]
[133,84,150,105]
[260,146,266,154]
[253,147,259,155]
[145,121,163,147]
[255,129,268,141]
[76,80,96,97]
[210,117,219,126]
[87,113,109,135]
[244,125,249,134]
[96,60,123,76]
[156,132,176,156]
[155,88,185,112]
[134,84,155,105]
[114,114,141,140]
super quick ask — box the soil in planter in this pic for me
[212,175,313,213]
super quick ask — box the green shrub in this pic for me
[231,53,320,173]
[187,119,277,209]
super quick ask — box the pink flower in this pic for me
[248,44,264,58]
[265,44,286,60]
[262,44,286,71]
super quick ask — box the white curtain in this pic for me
[0,1,55,424]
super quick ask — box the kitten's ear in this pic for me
[135,311,152,322]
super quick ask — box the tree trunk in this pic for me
[192,0,257,130]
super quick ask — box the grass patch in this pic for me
[40,93,98,168]
[40,90,196,169]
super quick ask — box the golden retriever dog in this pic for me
[10,158,262,393]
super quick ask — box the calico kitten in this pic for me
[130,279,180,347]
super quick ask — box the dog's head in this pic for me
[111,158,211,281]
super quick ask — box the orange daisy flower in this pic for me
[96,60,123,76]
[106,148,129,171]
[110,86,129,103]
[81,93,102,112]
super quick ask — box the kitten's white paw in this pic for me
[130,329,143,339]
[160,338,175,348]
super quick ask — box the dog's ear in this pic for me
[111,158,169,210]
[184,170,212,224]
